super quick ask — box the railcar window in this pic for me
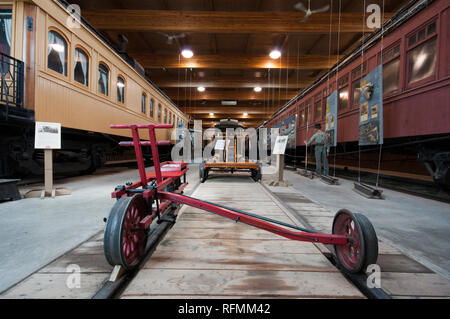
[48,30,68,76]
[338,87,349,110]
[173,114,175,125]
[164,108,167,123]
[352,80,361,104]
[314,93,322,119]
[98,63,109,96]
[408,37,437,85]
[74,48,89,86]
[383,58,400,94]
[150,99,154,118]
[117,76,125,103]
[141,93,146,113]
[305,100,311,125]
[300,109,305,127]
[168,111,172,124]
[418,28,426,42]
[408,34,416,47]
[158,104,161,122]
[427,22,436,35]
[0,10,12,56]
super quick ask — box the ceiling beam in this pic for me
[166,89,298,101]
[152,76,313,89]
[192,114,269,120]
[82,10,393,34]
[133,54,342,69]
[179,106,276,114]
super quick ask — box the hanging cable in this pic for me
[333,0,342,178]
[358,0,367,183]
[375,0,385,189]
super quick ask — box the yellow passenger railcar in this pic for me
[0,0,188,177]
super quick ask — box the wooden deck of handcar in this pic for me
[120,175,364,299]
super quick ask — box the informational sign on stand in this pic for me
[359,65,383,146]
[325,90,338,147]
[214,139,226,150]
[272,136,289,155]
[34,122,61,198]
[35,122,61,149]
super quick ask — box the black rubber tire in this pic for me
[103,195,148,271]
[199,162,206,183]
[354,213,379,272]
[199,162,204,180]
[199,162,208,183]
[332,209,366,274]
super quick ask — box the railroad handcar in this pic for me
[0,0,188,177]
[266,0,449,189]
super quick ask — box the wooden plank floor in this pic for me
[121,175,364,299]
[268,184,450,299]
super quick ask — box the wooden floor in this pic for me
[120,175,364,299]
[267,181,450,299]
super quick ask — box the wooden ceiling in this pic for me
[72,0,408,128]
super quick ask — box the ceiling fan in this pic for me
[157,32,186,44]
[294,0,330,22]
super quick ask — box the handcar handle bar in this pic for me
[119,141,171,147]
[110,123,174,187]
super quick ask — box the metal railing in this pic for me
[0,52,24,109]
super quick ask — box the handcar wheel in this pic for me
[332,209,366,274]
[256,162,262,182]
[199,163,205,182]
[104,194,148,270]
[354,213,379,270]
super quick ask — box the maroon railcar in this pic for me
[266,0,449,188]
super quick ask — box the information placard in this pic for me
[35,122,61,149]
[325,90,338,147]
[272,136,289,155]
[359,65,383,145]
[214,139,226,150]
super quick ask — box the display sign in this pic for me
[214,139,226,150]
[272,136,289,155]
[35,122,61,149]
[325,90,338,147]
[359,65,383,145]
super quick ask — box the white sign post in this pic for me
[35,122,61,198]
[269,136,292,187]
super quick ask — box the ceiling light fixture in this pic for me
[181,49,194,58]
[197,86,205,92]
[269,49,281,59]
[209,113,214,116]
[243,112,248,116]
[254,87,262,92]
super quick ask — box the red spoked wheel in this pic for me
[104,194,149,270]
[332,209,378,274]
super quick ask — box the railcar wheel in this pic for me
[104,194,148,270]
[332,209,366,274]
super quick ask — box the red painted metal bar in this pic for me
[130,126,148,188]
[148,127,163,184]
[119,141,171,147]
[159,191,348,245]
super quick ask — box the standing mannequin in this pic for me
[305,123,329,176]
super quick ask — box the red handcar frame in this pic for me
[103,124,378,274]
